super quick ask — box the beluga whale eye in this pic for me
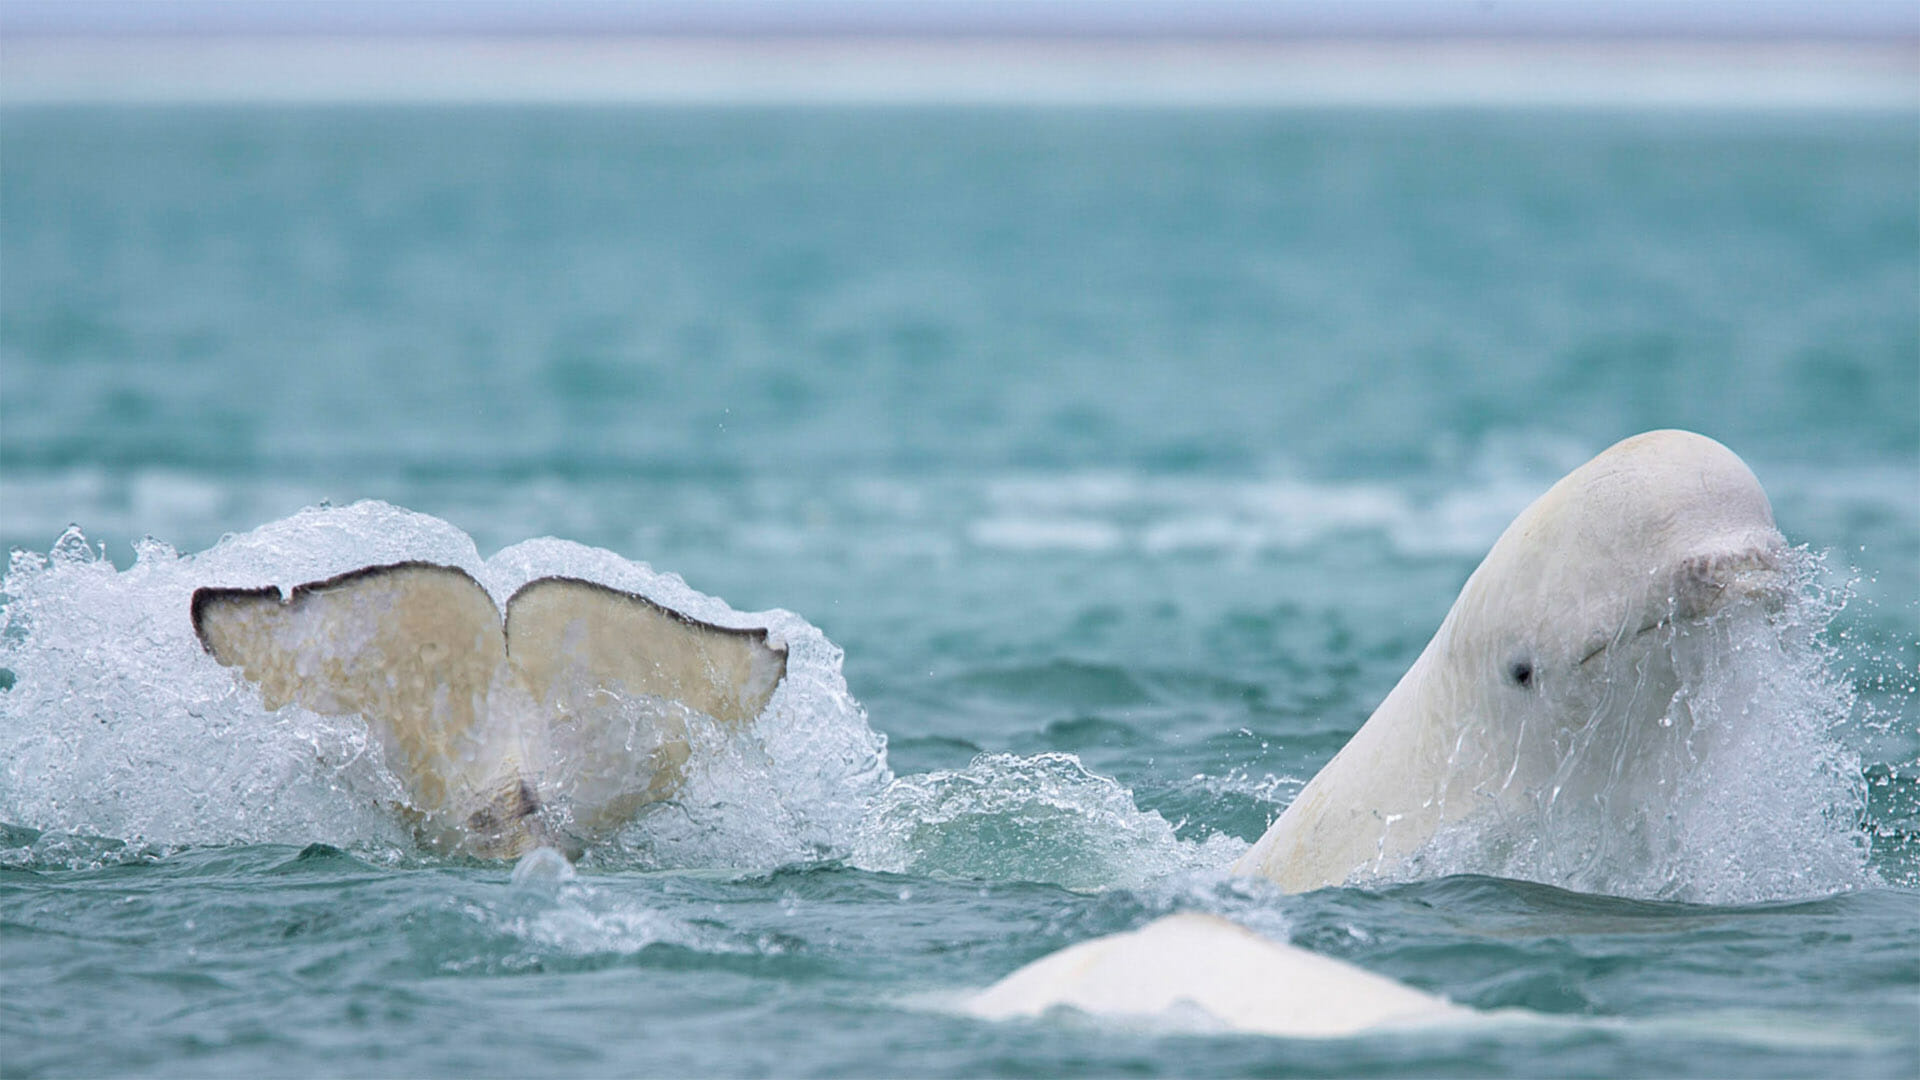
[1506,657,1534,689]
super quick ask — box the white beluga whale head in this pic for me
[1235,429,1794,893]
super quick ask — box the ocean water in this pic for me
[2,106,1916,1077]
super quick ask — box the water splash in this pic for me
[851,751,1244,890]
[0,517,416,857]
[1396,548,1876,904]
[2,508,1887,898]
[0,504,889,868]
[490,849,750,961]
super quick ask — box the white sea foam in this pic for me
[0,503,889,867]
[850,751,1244,891]
[1171,766,1307,813]
[495,858,752,960]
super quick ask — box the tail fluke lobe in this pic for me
[192,563,524,854]
[505,576,787,726]
[504,576,788,842]
[190,562,789,857]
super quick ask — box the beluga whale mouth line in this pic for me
[1576,547,1787,667]
[1574,549,1781,661]
[1579,621,1666,666]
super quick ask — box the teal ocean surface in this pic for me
[2,107,1916,1076]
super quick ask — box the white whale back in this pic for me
[967,912,1465,1037]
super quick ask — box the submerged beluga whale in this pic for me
[192,566,788,858]
[968,429,1797,1035]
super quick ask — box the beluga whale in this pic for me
[1234,427,1790,891]
[192,564,788,859]
[968,429,1803,1036]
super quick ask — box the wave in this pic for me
[6,451,1915,568]
[850,751,1245,891]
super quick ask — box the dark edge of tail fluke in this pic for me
[190,562,490,655]
[193,565,784,672]
[189,584,281,654]
[503,575,789,662]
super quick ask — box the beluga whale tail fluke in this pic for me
[192,562,787,859]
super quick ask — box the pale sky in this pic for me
[2,1,1914,40]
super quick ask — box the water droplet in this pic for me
[132,535,178,566]
[49,525,97,566]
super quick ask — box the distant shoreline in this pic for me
[4,35,1914,108]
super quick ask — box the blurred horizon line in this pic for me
[3,1,1914,108]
